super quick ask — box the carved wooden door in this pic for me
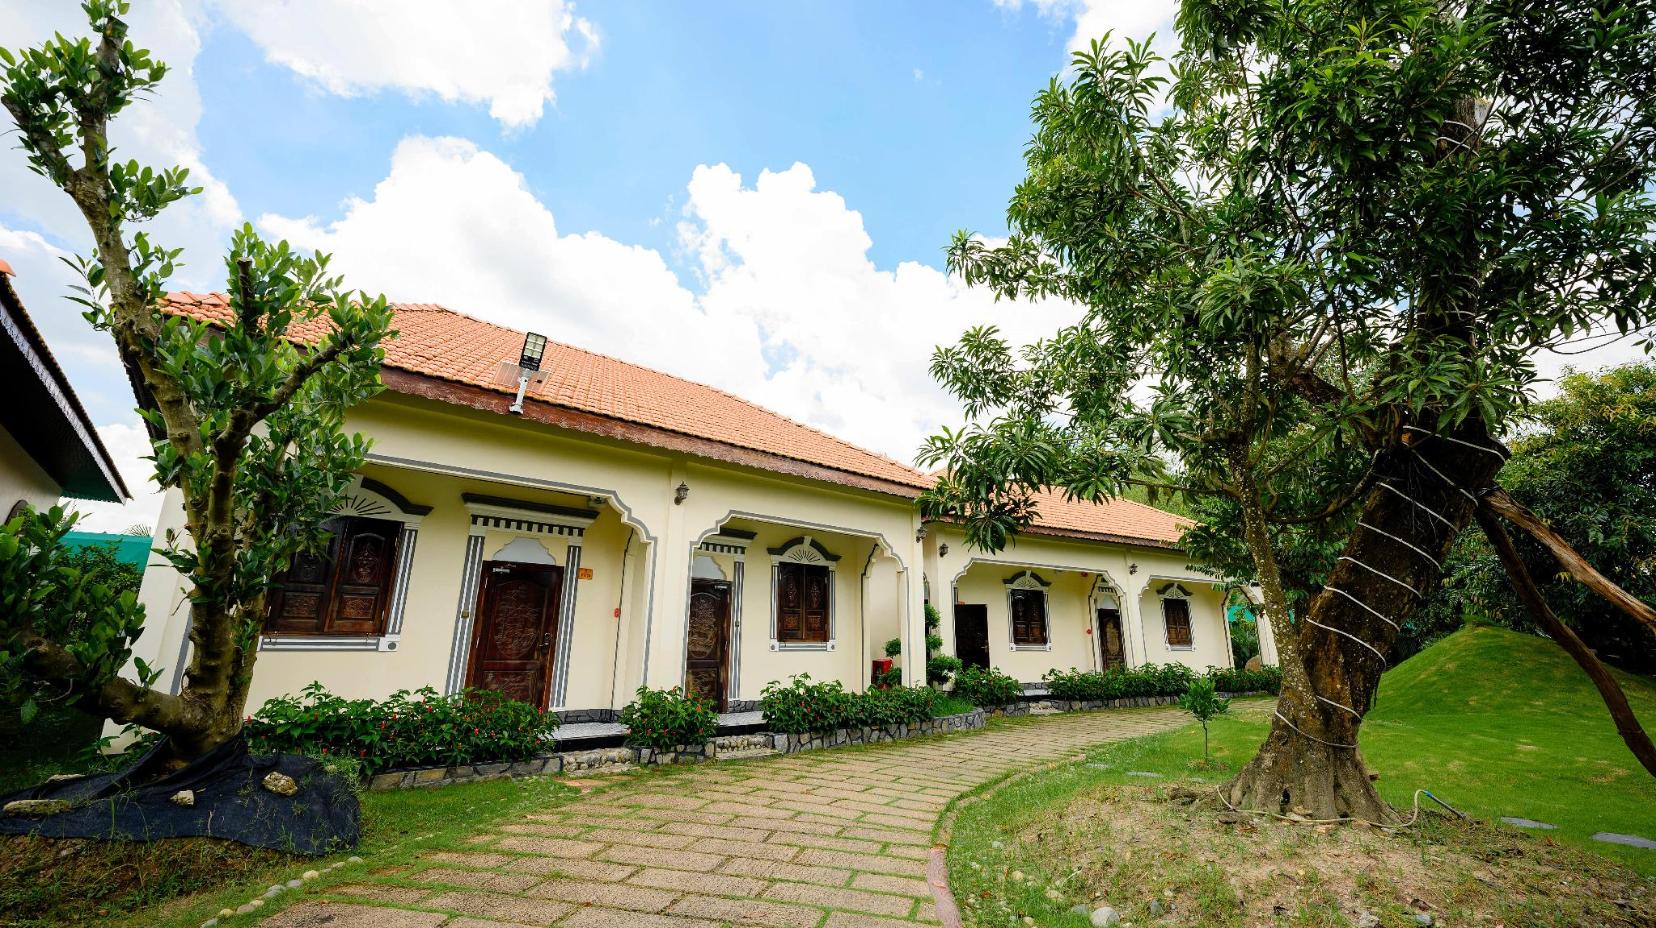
[685,579,731,711]
[467,561,561,709]
[1098,608,1125,669]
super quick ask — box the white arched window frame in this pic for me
[259,475,430,654]
[1158,582,1196,650]
[1004,570,1052,651]
[769,536,839,651]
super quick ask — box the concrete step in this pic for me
[716,748,779,762]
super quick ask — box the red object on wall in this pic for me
[871,658,894,686]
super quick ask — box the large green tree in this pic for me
[0,2,392,769]
[922,0,1656,819]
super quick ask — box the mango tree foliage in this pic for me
[921,0,1655,818]
[0,1,392,767]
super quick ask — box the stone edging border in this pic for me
[367,709,987,790]
[366,692,1271,790]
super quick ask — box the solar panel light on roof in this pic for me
[507,332,549,415]
[519,331,547,372]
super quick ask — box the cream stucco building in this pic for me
[124,293,1253,725]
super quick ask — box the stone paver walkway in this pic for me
[261,708,1189,928]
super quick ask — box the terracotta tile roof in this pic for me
[159,292,1192,547]
[161,292,929,490]
[1021,487,1191,548]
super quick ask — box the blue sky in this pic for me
[3,0,1130,530]
[194,1,1062,271]
[2,0,1636,530]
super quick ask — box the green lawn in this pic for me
[944,626,1656,926]
[1013,626,1656,872]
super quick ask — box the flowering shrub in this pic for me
[759,674,942,733]
[759,674,857,733]
[849,684,939,727]
[244,682,557,777]
[619,686,719,750]
[951,665,1023,706]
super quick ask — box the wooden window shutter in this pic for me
[801,566,830,642]
[776,563,830,643]
[776,563,803,641]
[1163,598,1193,647]
[1010,589,1047,646]
[265,516,400,637]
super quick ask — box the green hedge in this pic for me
[1207,665,1283,694]
[619,685,719,750]
[951,665,1023,706]
[245,683,558,777]
[759,674,943,734]
[1041,663,1281,702]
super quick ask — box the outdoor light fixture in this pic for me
[1128,562,1138,575]
[519,332,548,371]
[915,526,927,543]
[675,482,690,505]
[939,543,949,557]
[508,332,549,415]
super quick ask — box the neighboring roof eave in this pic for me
[380,367,928,500]
[923,517,1185,551]
[0,267,129,502]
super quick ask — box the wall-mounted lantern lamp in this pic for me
[1128,562,1138,575]
[509,332,548,415]
[915,526,927,543]
[674,482,690,505]
[938,543,949,558]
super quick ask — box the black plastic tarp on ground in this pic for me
[0,735,359,855]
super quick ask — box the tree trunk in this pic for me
[1227,422,1508,820]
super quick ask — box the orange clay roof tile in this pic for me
[160,292,1188,547]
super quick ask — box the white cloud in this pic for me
[679,162,1079,458]
[214,0,598,129]
[258,139,1079,463]
[997,0,1179,59]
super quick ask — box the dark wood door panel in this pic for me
[1098,608,1125,669]
[686,579,731,711]
[954,603,990,670]
[467,561,561,710]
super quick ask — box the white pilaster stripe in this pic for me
[729,560,745,701]
[387,526,419,635]
[550,545,581,707]
[445,535,486,694]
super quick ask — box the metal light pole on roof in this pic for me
[508,332,547,415]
